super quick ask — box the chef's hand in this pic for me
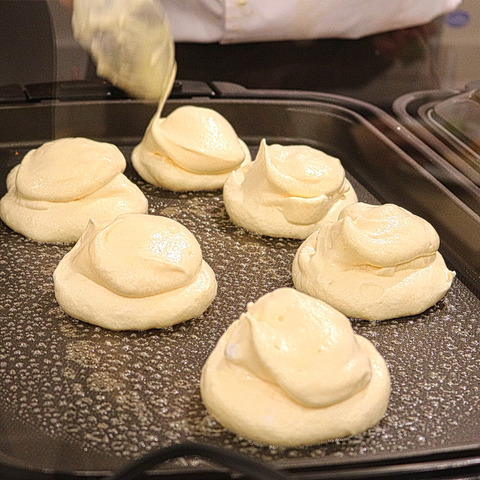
[372,24,435,63]
[60,0,73,10]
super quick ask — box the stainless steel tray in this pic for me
[393,82,480,193]
[1,85,479,479]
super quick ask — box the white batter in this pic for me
[292,203,455,321]
[54,213,217,330]
[223,139,357,239]
[132,105,251,191]
[0,137,148,243]
[201,288,390,446]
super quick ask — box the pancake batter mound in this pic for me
[201,287,390,446]
[223,139,357,239]
[292,202,455,320]
[54,213,217,330]
[0,137,148,243]
[132,105,251,191]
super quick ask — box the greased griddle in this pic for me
[0,85,480,479]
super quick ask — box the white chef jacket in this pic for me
[160,0,462,43]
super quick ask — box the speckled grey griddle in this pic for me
[1,107,480,476]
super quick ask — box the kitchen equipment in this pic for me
[1,82,479,479]
[393,82,480,188]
